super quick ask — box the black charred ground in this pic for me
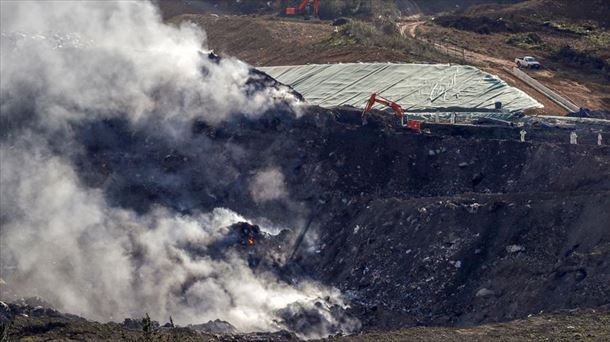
[58,101,610,333]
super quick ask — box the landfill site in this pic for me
[0,1,609,341]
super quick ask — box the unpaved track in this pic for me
[399,21,424,38]
[399,21,580,115]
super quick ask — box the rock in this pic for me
[472,172,485,187]
[332,17,350,26]
[506,245,525,253]
[0,301,11,322]
[189,319,237,334]
[122,318,143,330]
[476,288,495,297]
[22,297,52,308]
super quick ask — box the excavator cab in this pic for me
[283,0,320,19]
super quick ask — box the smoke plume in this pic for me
[0,1,355,339]
[249,167,288,203]
[0,0,300,135]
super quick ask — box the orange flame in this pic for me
[247,237,255,246]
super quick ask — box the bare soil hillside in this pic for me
[171,14,449,67]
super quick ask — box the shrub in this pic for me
[506,33,544,49]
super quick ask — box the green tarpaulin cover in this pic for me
[260,63,542,112]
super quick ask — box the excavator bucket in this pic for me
[406,120,422,131]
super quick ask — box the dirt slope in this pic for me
[171,14,432,67]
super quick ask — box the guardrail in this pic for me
[505,67,580,113]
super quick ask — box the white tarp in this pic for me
[260,63,542,112]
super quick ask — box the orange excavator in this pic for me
[361,93,422,130]
[285,0,320,18]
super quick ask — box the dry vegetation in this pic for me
[170,14,453,67]
[4,308,609,341]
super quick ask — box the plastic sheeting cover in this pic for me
[260,63,542,112]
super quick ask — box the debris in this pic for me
[506,245,526,253]
[332,17,350,26]
[188,319,237,334]
[476,288,495,297]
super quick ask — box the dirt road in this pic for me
[399,21,583,115]
[399,21,424,38]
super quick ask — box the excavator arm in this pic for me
[298,0,320,17]
[361,93,421,130]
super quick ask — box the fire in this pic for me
[247,237,255,246]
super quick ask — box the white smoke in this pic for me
[249,167,288,203]
[0,0,300,135]
[0,142,345,335]
[0,0,355,339]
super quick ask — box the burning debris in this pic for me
[0,0,355,339]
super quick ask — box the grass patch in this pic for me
[336,19,405,48]
[319,19,454,63]
[543,20,596,35]
[551,45,610,79]
[506,33,545,49]
[320,18,409,50]
[318,0,400,20]
[587,30,610,47]
[324,310,610,342]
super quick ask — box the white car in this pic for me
[515,56,541,69]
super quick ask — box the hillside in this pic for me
[168,14,451,67]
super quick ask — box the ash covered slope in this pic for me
[69,104,610,331]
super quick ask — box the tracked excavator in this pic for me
[361,93,422,130]
[284,0,320,18]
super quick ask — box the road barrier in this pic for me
[505,67,580,113]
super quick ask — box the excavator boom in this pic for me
[361,93,421,130]
[298,0,320,17]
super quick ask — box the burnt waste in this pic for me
[2,52,610,339]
